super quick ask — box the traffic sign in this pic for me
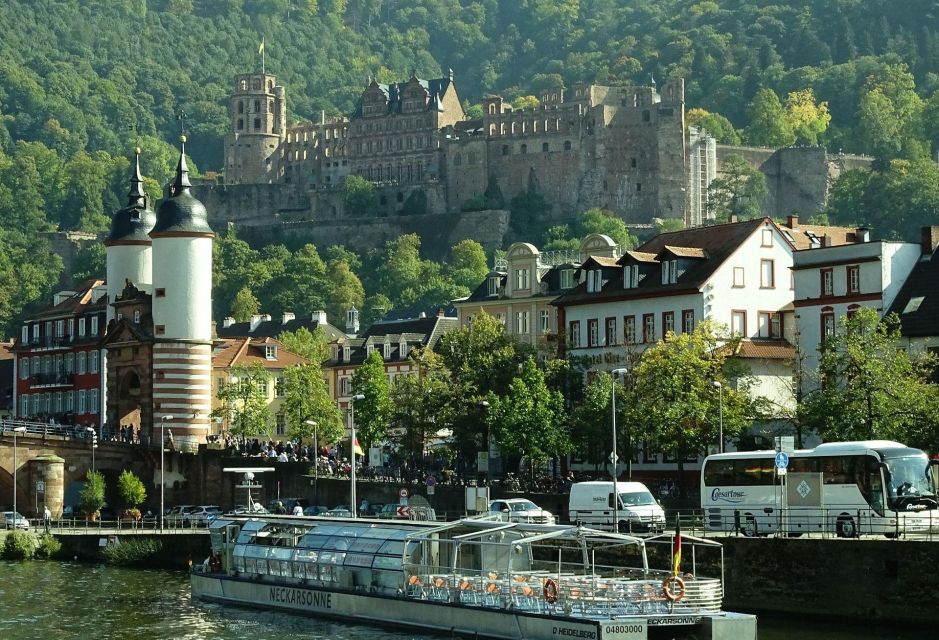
[396,506,413,517]
[399,488,409,499]
[775,451,789,469]
[608,451,619,464]
[425,475,436,487]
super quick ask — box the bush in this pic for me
[35,533,62,559]
[79,470,106,516]
[101,538,163,566]
[1,530,38,560]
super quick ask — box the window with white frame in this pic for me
[624,264,640,289]
[275,377,284,397]
[89,389,99,414]
[31,356,39,375]
[341,377,351,395]
[821,268,834,296]
[275,413,286,436]
[587,319,599,346]
[731,310,746,336]
[539,309,549,333]
[383,342,391,359]
[761,228,773,247]
[31,324,39,341]
[515,268,530,290]
[560,269,574,289]
[643,314,655,342]
[30,395,39,415]
[568,321,581,348]
[77,352,87,374]
[20,359,29,379]
[733,266,745,287]
[847,265,860,294]
[55,392,63,413]
[134,309,141,324]
[605,317,617,345]
[65,391,74,412]
[682,309,695,334]
[487,276,500,296]
[624,316,636,344]
[399,341,408,358]
[515,311,530,335]
[21,325,28,343]
[343,346,351,362]
[65,353,74,373]
[90,315,99,335]
[265,344,277,360]
[89,350,99,374]
[19,395,28,417]
[78,318,86,336]
[56,320,64,337]
[68,318,74,338]
[663,311,675,334]
[78,390,87,413]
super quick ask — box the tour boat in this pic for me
[191,514,756,639]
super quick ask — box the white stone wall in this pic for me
[151,236,213,341]
[106,244,152,320]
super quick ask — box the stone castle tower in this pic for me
[224,73,286,184]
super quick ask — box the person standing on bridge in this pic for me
[43,506,52,533]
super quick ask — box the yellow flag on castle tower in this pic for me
[258,38,265,55]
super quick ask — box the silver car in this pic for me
[1,511,29,530]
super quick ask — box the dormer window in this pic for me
[661,260,678,285]
[383,342,391,359]
[366,344,375,356]
[265,344,277,360]
[623,264,640,289]
[515,268,530,290]
[399,341,408,359]
[343,346,351,362]
[587,269,604,293]
[560,269,574,289]
[487,276,500,296]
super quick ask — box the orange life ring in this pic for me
[662,575,686,602]
[543,578,559,603]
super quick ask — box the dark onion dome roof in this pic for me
[151,136,213,236]
[105,150,156,244]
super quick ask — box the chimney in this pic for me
[728,213,738,223]
[419,311,427,318]
[437,308,445,317]
[222,317,236,328]
[855,227,871,243]
[786,215,799,229]
[312,310,328,324]
[281,312,295,325]
[921,226,939,255]
[346,306,360,335]
[249,314,264,332]
[821,235,832,248]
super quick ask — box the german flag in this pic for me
[672,516,682,576]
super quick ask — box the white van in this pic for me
[568,481,666,533]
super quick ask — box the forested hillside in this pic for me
[1,0,938,333]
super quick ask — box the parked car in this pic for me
[324,507,353,518]
[303,505,330,517]
[568,481,665,533]
[1,511,29,530]
[379,504,437,521]
[184,505,223,525]
[228,504,270,516]
[488,499,556,525]
[164,505,196,525]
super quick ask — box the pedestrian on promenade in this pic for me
[43,506,52,533]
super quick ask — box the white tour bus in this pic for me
[701,441,939,538]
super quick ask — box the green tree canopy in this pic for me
[116,470,146,511]
[350,350,392,451]
[744,88,796,147]
[212,362,272,441]
[707,154,768,221]
[281,363,344,447]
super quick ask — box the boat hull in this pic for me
[191,573,755,640]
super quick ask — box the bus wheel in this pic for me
[741,515,758,537]
[836,516,857,538]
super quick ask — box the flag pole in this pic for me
[260,38,265,74]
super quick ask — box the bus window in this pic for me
[703,460,734,486]
[790,457,819,473]
[734,459,774,485]
[821,456,856,484]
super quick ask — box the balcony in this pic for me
[29,373,75,388]
[25,335,74,352]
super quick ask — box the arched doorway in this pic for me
[117,370,142,440]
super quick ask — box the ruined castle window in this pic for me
[416,163,423,180]
[254,118,261,130]
[603,181,608,191]
[564,140,572,151]
[631,158,637,168]
[489,124,496,135]
[376,166,382,180]
[325,147,330,158]
[454,153,462,166]
[239,79,247,91]
[269,100,274,113]
[237,119,244,130]
[642,110,650,122]
[636,182,642,192]
[468,152,477,164]
[511,122,517,134]
[488,103,496,115]
[396,138,403,150]
[502,144,509,156]
[380,195,387,205]
[407,137,413,149]
[254,99,261,112]
[544,119,549,131]
[252,78,261,90]
[377,140,382,152]
[542,142,549,152]
[155,325,165,336]
[522,121,528,133]
[520,144,527,154]
[155,288,166,298]
[500,123,506,136]
[417,136,423,148]
[237,101,244,114]
[397,192,404,203]
[386,164,392,178]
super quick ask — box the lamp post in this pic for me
[305,419,318,504]
[479,400,490,480]
[712,381,724,454]
[159,415,173,531]
[85,427,97,474]
[11,426,26,520]
[610,368,628,532]
[350,395,365,517]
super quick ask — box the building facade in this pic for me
[12,280,108,427]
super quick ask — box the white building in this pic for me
[792,231,922,387]
[886,227,939,355]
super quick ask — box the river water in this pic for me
[0,561,920,640]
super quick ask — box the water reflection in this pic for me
[0,561,923,640]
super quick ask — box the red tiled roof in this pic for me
[212,337,308,369]
[733,339,796,360]
[658,245,707,259]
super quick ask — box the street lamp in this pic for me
[159,415,173,531]
[11,426,26,521]
[305,419,318,503]
[610,368,628,533]
[85,427,97,474]
[479,400,491,479]
[712,381,724,454]
[350,395,365,516]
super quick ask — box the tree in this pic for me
[570,371,626,471]
[281,363,344,447]
[389,348,451,462]
[325,258,365,325]
[784,89,831,145]
[446,239,489,290]
[707,154,768,221]
[278,326,330,363]
[629,322,753,482]
[579,208,638,249]
[231,286,260,322]
[686,108,741,144]
[487,357,571,468]
[351,350,392,451]
[438,311,526,398]
[212,363,272,442]
[799,309,939,448]
[79,470,106,518]
[342,175,378,216]
[743,88,796,147]
[857,64,925,165]
[116,470,146,519]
